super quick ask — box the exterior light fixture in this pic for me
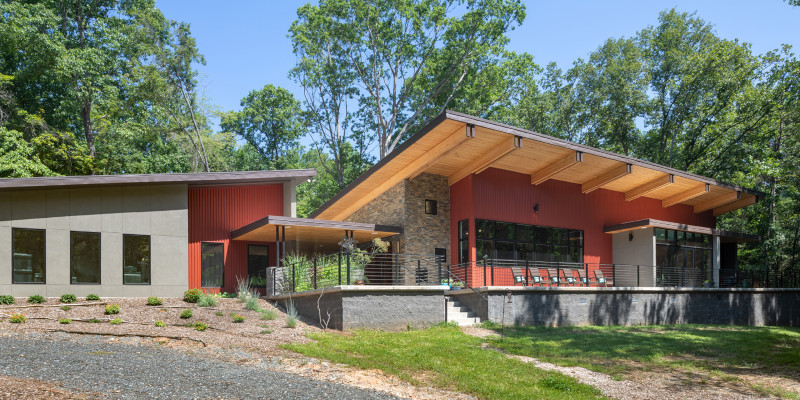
[533,203,539,213]
[629,232,634,241]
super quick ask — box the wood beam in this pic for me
[581,163,632,194]
[407,125,475,180]
[662,183,710,208]
[331,125,470,220]
[694,191,741,213]
[448,137,520,185]
[625,174,674,201]
[530,151,583,185]
[713,195,757,216]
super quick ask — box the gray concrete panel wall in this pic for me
[451,287,800,327]
[272,286,447,330]
[0,185,188,298]
[612,228,656,286]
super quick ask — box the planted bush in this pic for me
[27,295,45,304]
[109,318,122,325]
[88,318,101,323]
[105,304,120,315]
[193,321,208,331]
[154,320,166,327]
[180,309,193,319]
[9,313,26,323]
[197,294,217,307]
[60,306,72,311]
[285,300,298,328]
[215,311,224,317]
[60,294,77,303]
[245,297,261,311]
[232,314,245,323]
[147,297,163,306]
[0,295,15,305]
[59,318,71,324]
[183,289,201,303]
[260,309,277,321]
[86,294,100,301]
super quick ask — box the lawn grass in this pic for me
[488,324,800,380]
[283,324,606,400]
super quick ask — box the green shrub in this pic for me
[197,293,217,307]
[86,294,100,301]
[88,318,101,323]
[9,313,26,323]
[27,295,45,304]
[180,309,193,319]
[245,297,261,311]
[286,316,298,328]
[60,294,77,303]
[59,318,71,324]
[0,295,16,305]
[109,318,122,325]
[147,297,163,306]
[183,289,202,303]
[215,311,224,317]
[260,329,272,334]
[60,306,72,311]
[105,304,120,315]
[260,309,277,321]
[154,320,166,327]
[193,321,208,331]
[285,299,298,328]
[232,314,245,323]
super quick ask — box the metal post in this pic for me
[338,252,342,285]
[417,259,421,285]
[483,259,487,287]
[611,264,616,287]
[275,226,281,269]
[346,251,351,285]
[313,258,318,290]
[491,259,495,286]
[556,261,560,287]
[394,253,399,285]
[637,265,640,287]
[437,258,442,285]
[525,260,529,286]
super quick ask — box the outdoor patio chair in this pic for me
[546,268,561,287]
[511,267,527,286]
[526,267,544,286]
[564,270,577,286]
[577,269,590,286]
[594,270,613,287]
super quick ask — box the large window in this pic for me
[248,245,269,288]
[655,228,712,286]
[123,235,150,285]
[71,232,101,284]
[201,242,224,287]
[12,228,46,284]
[458,220,469,264]
[476,219,583,264]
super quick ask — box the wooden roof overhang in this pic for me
[231,215,403,245]
[311,110,762,221]
[603,219,760,243]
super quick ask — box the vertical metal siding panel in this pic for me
[470,168,715,265]
[188,184,283,292]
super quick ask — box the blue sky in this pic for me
[155,0,800,124]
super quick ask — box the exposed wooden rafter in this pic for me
[625,174,674,201]
[581,163,632,194]
[448,136,522,185]
[694,191,741,213]
[408,125,476,180]
[713,195,757,216]
[530,151,583,185]
[662,184,710,208]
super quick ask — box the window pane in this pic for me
[516,224,533,242]
[495,222,515,241]
[476,220,494,239]
[201,242,224,287]
[476,240,494,261]
[518,243,534,261]
[123,235,150,285]
[569,230,583,248]
[496,241,515,260]
[534,227,550,244]
[535,244,552,262]
[458,220,469,240]
[13,229,45,284]
[459,239,469,264]
[655,228,666,244]
[248,245,269,287]
[71,232,100,284]
[569,246,582,263]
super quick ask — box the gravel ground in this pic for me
[0,332,400,400]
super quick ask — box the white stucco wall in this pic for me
[612,228,656,286]
[0,185,188,298]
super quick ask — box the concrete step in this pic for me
[445,297,481,325]
[449,317,481,326]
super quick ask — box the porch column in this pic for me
[712,234,721,288]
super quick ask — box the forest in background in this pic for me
[1,0,798,285]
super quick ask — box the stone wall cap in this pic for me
[454,286,800,294]
[269,285,449,300]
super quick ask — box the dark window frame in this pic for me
[123,234,151,285]
[247,244,270,288]
[11,227,46,284]
[70,231,101,285]
[475,219,584,264]
[200,241,225,288]
[424,199,438,215]
[458,219,469,264]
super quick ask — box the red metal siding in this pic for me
[188,185,283,293]
[450,168,715,286]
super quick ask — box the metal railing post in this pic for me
[483,259,487,287]
[637,265,640,287]
[292,263,296,293]
[346,252,351,285]
[313,258,318,290]
[338,252,342,286]
[437,258,442,284]
[465,262,469,287]
[525,260,529,286]
[612,264,616,287]
[394,253,399,285]
[556,261,560,287]
[491,259,495,286]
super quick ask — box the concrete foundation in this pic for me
[450,287,800,327]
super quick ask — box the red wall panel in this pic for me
[188,185,283,293]
[450,168,715,285]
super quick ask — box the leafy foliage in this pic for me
[9,314,26,323]
[105,304,121,315]
[180,309,193,319]
[147,297,163,306]
[0,295,15,305]
[27,295,45,304]
[59,294,77,304]
[86,294,100,301]
[183,289,201,303]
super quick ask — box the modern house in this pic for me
[1,111,761,300]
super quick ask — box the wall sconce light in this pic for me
[628,232,634,241]
[533,203,539,213]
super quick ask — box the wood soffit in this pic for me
[310,110,762,221]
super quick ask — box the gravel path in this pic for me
[0,333,400,400]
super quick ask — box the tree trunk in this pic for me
[82,99,95,158]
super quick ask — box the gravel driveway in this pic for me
[0,332,400,399]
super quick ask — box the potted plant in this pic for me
[450,281,465,290]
